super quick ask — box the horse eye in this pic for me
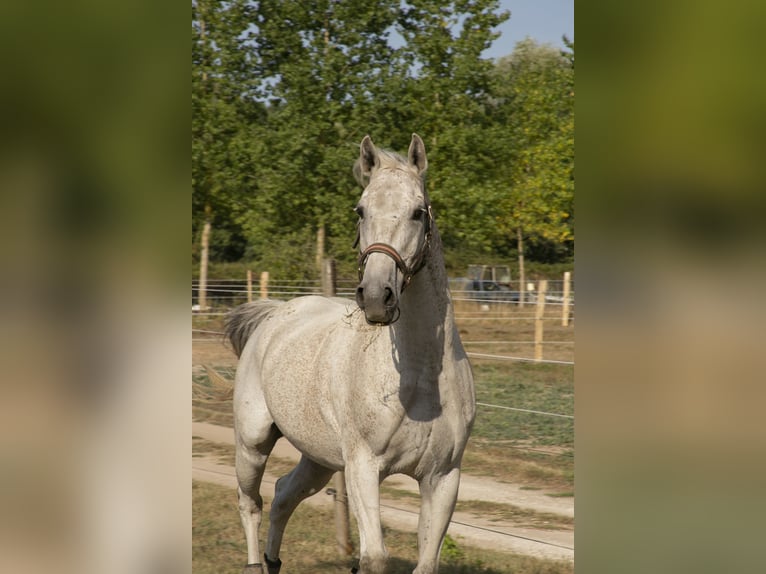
[354,205,365,218]
[412,208,426,221]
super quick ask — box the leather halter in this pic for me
[356,205,433,292]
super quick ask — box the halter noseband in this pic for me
[356,205,433,292]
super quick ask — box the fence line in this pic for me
[192,279,574,293]
[194,329,226,336]
[452,297,574,307]
[476,402,573,419]
[194,308,571,321]
[466,352,574,365]
[455,316,575,322]
[192,311,229,316]
[463,340,574,345]
[191,291,575,302]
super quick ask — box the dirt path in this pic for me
[192,422,573,562]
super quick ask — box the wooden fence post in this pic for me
[534,280,548,361]
[198,219,211,310]
[322,258,353,557]
[246,270,253,303]
[316,225,326,274]
[260,271,269,299]
[562,271,571,327]
[322,258,336,299]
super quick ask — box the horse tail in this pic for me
[224,300,283,357]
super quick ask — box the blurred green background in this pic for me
[1,1,765,573]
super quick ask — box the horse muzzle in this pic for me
[356,243,418,325]
[355,279,399,325]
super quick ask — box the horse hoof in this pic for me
[264,554,282,574]
[350,567,359,573]
[242,564,264,574]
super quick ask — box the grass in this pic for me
[463,361,573,491]
[460,444,573,491]
[193,480,573,574]
[454,500,573,530]
[193,436,235,465]
[471,362,573,447]
[379,483,573,531]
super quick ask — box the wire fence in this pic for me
[191,278,575,308]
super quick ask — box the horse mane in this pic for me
[224,300,284,357]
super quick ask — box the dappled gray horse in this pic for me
[225,134,475,574]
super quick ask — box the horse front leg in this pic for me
[414,467,461,574]
[345,453,388,574]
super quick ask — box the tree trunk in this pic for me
[316,225,326,274]
[198,205,212,310]
[517,227,526,308]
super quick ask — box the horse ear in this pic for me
[408,133,428,174]
[359,135,378,177]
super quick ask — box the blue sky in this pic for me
[484,0,574,60]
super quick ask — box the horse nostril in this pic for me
[355,286,365,309]
[384,287,395,307]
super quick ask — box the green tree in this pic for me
[231,1,509,279]
[488,37,574,295]
[232,1,404,278]
[368,1,511,260]
[192,0,263,301]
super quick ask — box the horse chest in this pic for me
[348,367,469,475]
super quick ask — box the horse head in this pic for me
[354,133,432,325]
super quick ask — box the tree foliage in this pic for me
[492,37,575,258]
[192,2,574,279]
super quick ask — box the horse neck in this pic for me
[398,228,456,341]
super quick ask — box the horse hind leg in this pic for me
[235,422,281,574]
[265,455,335,572]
